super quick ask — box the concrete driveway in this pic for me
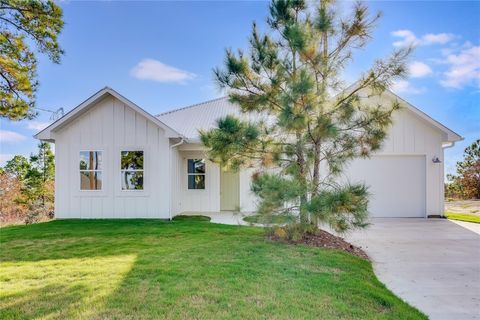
[345,218,480,320]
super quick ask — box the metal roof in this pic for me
[35,86,462,144]
[157,97,244,140]
[157,91,463,143]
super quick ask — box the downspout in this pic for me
[169,138,185,220]
[438,140,461,218]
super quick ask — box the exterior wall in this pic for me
[171,146,257,214]
[53,93,446,218]
[172,149,220,213]
[239,167,257,212]
[356,93,447,216]
[172,107,446,216]
[376,108,445,215]
[54,95,171,219]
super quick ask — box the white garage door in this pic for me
[343,156,426,217]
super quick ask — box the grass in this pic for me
[0,217,426,319]
[243,213,296,225]
[445,212,480,224]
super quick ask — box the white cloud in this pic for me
[392,30,419,47]
[422,33,455,45]
[440,46,480,89]
[392,30,455,47]
[25,120,51,131]
[130,59,196,83]
[0,130,26,143]
[0,154,14,167]
[408,61,433,78]
[391,80,426,95]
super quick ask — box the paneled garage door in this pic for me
[344,156,426,218]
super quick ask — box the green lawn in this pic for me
[0,217,426,319]
[445,212,480,224]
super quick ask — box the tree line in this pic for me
[0,142,55,225]
[445,139,480,200]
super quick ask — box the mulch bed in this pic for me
[270,229,369,260]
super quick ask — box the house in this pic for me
[35,87,462,219]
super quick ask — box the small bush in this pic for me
[172,215,211,222]
[270,223,318,241]
[273,226,287,239]
[284,224,306,241]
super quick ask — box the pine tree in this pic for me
[25,142,55,206]
[201,0,411,235]
[0,0,64,120]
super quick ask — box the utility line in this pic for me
[32,106,64,121]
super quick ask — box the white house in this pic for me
[35,87,462,219]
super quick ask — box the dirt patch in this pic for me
[269,229,369,260]
[445,200,480,216]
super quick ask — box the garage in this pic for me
[344,156,426,218]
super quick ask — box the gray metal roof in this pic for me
[157,97,243,140]
[157,91,463,143]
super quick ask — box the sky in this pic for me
[0,0,479,177]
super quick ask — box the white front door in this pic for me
[220,170,240,211]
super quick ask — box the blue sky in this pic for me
[1,1,479,177]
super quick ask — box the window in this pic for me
[187,159,205,189]
[121,151,144,190]
[80,151,102,190]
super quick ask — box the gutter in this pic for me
[442,139,462,149]
[169,138,185,220]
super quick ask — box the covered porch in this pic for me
[170,142,257,216]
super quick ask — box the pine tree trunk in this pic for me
[313,141,321,195]
[296,132,309,226]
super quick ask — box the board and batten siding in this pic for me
[52,91,448,218]
[171,106,446,216]
[54,95,171,219]
[170,147,257,214]
[172,150,221,213]
[343,107,446,216]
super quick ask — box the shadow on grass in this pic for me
[1,284,86,320]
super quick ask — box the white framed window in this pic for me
[79,151,102,190]
[121,151,144,190]
[187,159,205,189]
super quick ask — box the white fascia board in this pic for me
[342,82,463,143]
[384,90,463,143]
[34,87,184,142]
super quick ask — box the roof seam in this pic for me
[156,96,228,117]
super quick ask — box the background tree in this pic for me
[25,142,55,206]
[201,0,410,236]
[0,142,55,225]
[0,0,64,120]
[4,154,31,180]
[446,139,480,200]
[0,170,27,226]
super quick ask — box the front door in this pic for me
[220,170,240,211]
